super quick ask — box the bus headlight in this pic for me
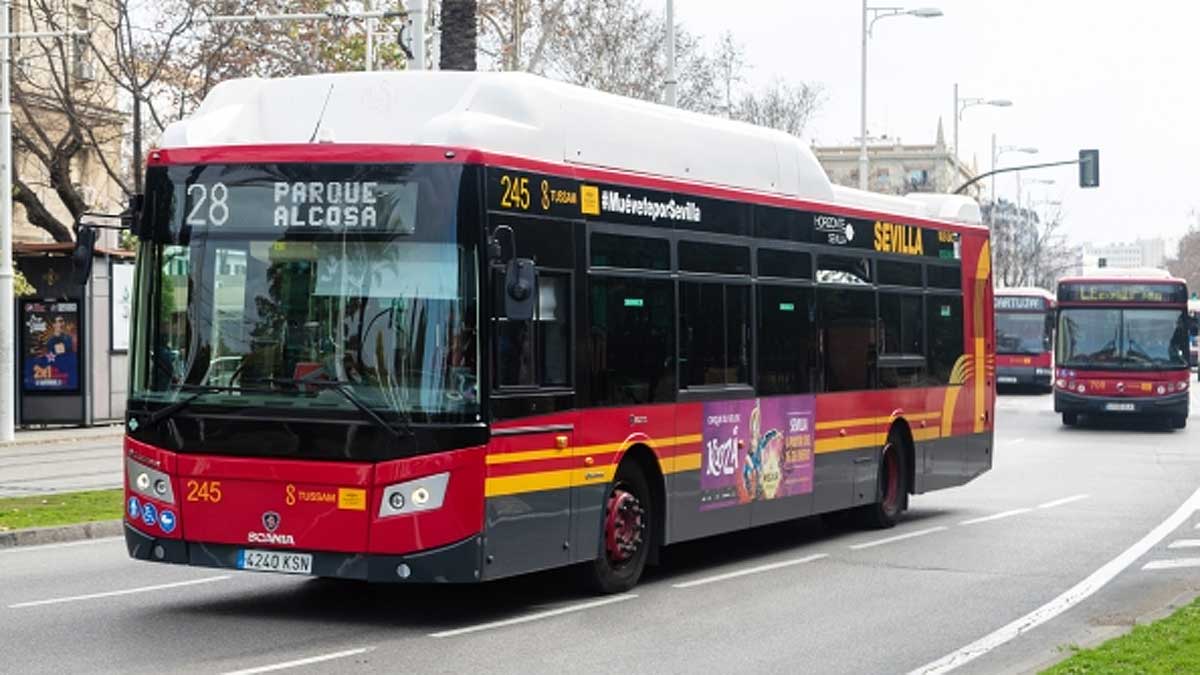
[1076,384,1087,394]
[1179,381,1189,392]
[378,472,449,518]
[126,456,175,505]
[1157,385,1167,395]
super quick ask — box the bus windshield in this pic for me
[995,312,1051,355]
[131,163,479,423]
[1058,307,1188,370]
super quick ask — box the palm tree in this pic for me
[439,0,478,70]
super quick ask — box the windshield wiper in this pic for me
[146,384,272,426]
[248,377,413,440]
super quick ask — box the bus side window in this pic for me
[493,270,571,389]
[818,287,876,392]
[926,295,965,385]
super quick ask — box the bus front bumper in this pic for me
[996,365,1052,388]
[124,523,484,583]
[1054,390,1189,418]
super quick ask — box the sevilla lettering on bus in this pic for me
[874,221,924,256]
[272,181,379,228]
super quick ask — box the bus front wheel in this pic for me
[1062,412,1078,427]
[582,463,652,594]
[1172,415,1188,430]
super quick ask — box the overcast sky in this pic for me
[662,0,1199,249]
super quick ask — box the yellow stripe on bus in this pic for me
[485,434,703,465]
[815,433,882,454]
[485,465,619,497]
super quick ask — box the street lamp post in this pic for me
[952,82,1011,154]
[665,0,676,107]
[859,3,942,190]
[989,132,1038,202]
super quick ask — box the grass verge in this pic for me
[1043,597,1200,674]
[0,489,123,532]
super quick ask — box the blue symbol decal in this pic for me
[141,502,158,528]
[159,509,177,534]
[127,496,140,519]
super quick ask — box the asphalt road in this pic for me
[3,390,1200,674]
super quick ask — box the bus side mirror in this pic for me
[70,226,98,286]
[125,193,145,238]
[504,258,537,321]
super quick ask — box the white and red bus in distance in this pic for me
[1189,296,1199,378]
[112,72,995,592]
[1055,270,1190,429]
[993,287,1056,391]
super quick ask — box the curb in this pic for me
[0,519,123,549]
[0,428,124,449]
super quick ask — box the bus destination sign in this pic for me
[1058,283,1187,304]
[994,296,1047,311]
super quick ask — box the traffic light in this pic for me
[1079,149,1099,188]
[1098,257,1107,268]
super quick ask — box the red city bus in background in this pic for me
[1055,271,1190,428]
[994,287,1056,392]
[1189,297,1199,379]
[105,72,995,593]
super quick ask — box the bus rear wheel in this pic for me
[582,463,652,594]
[859,437,907,529]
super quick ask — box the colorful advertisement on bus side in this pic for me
[699,396,815,511]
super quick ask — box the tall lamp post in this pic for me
[990,133,1037,202]
[859,3,942,190]
[953,83,1010,154]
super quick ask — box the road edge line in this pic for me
[908,485,1200,675]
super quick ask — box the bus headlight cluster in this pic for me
[378,472,449,518]
[126,456,175,505]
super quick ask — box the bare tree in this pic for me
[440,0,478,70]
[986,199,1075,289]
[735,79,823,138]
[1166,211,1200,291]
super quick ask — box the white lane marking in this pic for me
[1007,438,1026,445]
[908,484,1200,675]
[960,508,1032,526]
[1037,494,1089,510]
[849,526,947,550]
[0,536,122,555]
[7,575,230,608]
[430,594,637,638]
[1168,540,1200,549]
[672,554,828,589]
[221,648,372,675]
[1144,558,1200,571]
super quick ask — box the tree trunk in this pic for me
[440,0,478,71]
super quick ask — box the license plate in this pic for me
[237,549,313,575]
[998,376,1018,384]
[1105,402,1136,412]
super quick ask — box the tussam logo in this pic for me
[600,190,702,223]
[814,215,854,245]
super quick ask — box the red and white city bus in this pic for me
[105,72,995,592]
[1055,270,1190,428]
[994,287,1056,392]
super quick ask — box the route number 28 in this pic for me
[186,479,223,504]
[186,183,230,226]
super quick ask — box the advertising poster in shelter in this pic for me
[112,262,134,351]
[22,301,81,392]
[699,395,816,511]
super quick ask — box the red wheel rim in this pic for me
[604,486,644,566]
[881,444,900,513]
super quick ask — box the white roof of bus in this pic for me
[995,286,1055,299]
[160,71,981,225]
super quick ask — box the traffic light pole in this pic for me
[953,157,1089,195]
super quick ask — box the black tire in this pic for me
[858,435,907,529]
[1172,415,1188,430]
[581,463,653,594]
[1062,412,1078,427]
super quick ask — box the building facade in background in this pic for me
[1080,238,1167,271]
[813,119,982,200]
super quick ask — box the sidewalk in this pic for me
[0,425,125,498]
